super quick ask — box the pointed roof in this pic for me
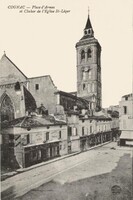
[84,14,93,30]
[1,54,27,79]
[77,13,95,41]
[0,54,27,85]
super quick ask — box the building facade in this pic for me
[1,114,68,168]
[78,115,112,152]
[119,94,133,146]
[28,76,58,114]
[54,90,112,153]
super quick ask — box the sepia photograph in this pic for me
[0,0,133,199]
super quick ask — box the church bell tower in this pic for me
[76,12,102,111]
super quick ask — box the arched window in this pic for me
[81,50,85,61]
[87,48,92,58]
[1,94,14,122]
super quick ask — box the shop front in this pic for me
[87,134,95,147]
[80,136,87,151]
[23,141,60,168]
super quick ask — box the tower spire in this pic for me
[83,8,94,37]
[88,6,90,16]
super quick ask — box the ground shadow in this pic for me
[16,153,133,200]
[1,186,16,200]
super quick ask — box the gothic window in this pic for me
[87,49,92,58]
[81,50,85,61]
[1,94,14,122]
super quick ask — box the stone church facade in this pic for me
[0,54,36,121]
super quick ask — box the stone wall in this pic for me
[28,76,58,114]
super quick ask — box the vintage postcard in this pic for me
[0,0,132,199]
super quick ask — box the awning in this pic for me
[45,139,61,144]
[120,131,133,140]
[24,143,44,148]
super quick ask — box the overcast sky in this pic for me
[0,0,132,108]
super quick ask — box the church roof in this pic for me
[0,54,27,85]
[1,54,27,79]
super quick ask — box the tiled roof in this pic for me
[80,115,112,121]
[55,90,90,109]
[1,115,66,129]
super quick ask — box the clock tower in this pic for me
[76,13,102,111]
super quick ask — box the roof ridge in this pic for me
[28,75,49,79]
[2,55,27,79]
